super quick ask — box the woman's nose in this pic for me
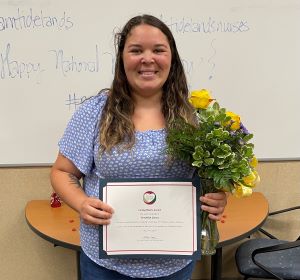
[141,51,154,63]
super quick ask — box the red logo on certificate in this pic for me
[143,191,156,205]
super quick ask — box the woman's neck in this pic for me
[132,95,165,132]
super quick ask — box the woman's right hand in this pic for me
[79,197,114,225]
[51,153,114,225]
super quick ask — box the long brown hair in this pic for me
[100,14,195,152]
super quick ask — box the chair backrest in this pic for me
[252,239,300,280]
[235,204,300,280]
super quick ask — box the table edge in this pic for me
[216,213,268,248]
[25,207,81,252]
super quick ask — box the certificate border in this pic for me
[99,177,201,260]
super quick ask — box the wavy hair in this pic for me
[100,14,195,152]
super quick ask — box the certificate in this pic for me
[99,178,201,259]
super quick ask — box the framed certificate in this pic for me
[99,177,201,260]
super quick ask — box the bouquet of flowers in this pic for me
[166,89,260,255]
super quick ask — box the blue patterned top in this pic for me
[59,92,195,278]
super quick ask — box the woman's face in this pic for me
[122,24,172,99]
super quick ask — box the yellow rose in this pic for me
[224,111,241,130]
[243,170,260,187]
[189,89,213,109]
[250,156,258,168]
[232,183,253,198]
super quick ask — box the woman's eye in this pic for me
[130,49,141,54]
[154,49,164,53]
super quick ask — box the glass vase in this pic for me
[200,178,220,255]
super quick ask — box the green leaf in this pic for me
[192,160,203,167]
[215,157,224,165]
[193,146,204,160]
[220,108,226,114]
[243,134,253,142]
[243,145,254,157]
[212,144,232,158]
[204,158,214,165]
[212,102,220,111]
[215,113,227,122]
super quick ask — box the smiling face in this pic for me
[122,24,172,99]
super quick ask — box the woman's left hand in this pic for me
[200,192,228,221]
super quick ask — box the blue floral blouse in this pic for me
[58,92,194,278]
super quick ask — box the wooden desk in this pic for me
[25,200,81,279]
[25,192,268,280]
[25,200,80,251]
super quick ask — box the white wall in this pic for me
[1,0,299,165]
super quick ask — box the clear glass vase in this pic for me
[200,178,220,255]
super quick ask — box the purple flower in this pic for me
[240,123,249,135]
[238,138,245,145]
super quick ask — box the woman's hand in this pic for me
[200,192,228,221]
[79,197,114,225]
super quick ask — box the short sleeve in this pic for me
[58,93,107,175]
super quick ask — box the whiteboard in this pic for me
[1,0,299,166]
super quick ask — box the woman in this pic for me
[51,14,227,280]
